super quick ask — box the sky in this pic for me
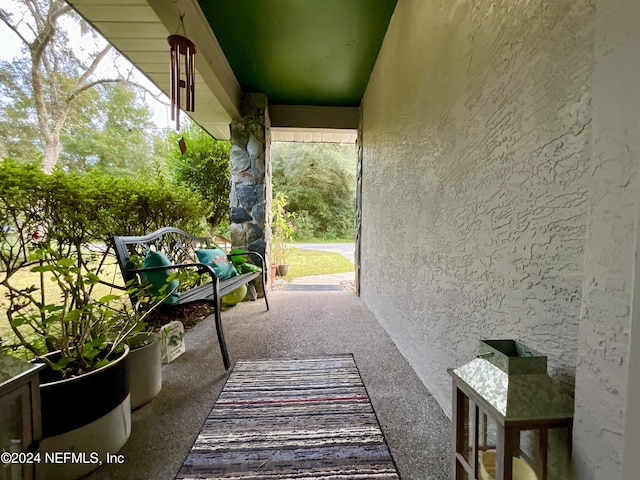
[0,11,172,130]
[0,20,22,60]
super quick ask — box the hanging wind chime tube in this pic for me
[168,34,197,130]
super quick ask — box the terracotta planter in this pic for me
[271,263,278,286]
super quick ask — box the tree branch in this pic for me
[30,0,71,63]
[73,43,112,93]
[0,8,31,46]
[66,77,166,105]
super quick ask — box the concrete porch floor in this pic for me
[85,280,451,479]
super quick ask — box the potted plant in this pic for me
[0,158,201,479]
[1,248,139,480]
[271,192,298,277]
[1,240,171,480]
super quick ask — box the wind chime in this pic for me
[168,30,197,146]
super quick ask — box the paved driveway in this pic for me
[291,243,355,263]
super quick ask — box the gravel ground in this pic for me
[271,279,288,291]
[270,276,356,292]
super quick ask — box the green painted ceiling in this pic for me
[197,0,398,107]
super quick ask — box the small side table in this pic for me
[449,340,574,480]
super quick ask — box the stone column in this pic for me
[229,93,272,295]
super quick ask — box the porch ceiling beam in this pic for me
[269,105,360,130]
[270,128,357,144]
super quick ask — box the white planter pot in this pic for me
[37,345,131,480]
[127,332,162,409]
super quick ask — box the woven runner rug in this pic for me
[175,354,400,479]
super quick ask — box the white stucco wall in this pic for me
[361,0,640,478]
[361,0,593,412]
[574,0,640,478]
[357,0,635,477]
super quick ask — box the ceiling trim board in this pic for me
[269,105,359,129]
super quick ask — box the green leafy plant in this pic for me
[228,249,262,275]
[5,247,169,378]
[0,159,208,377]
[271,192,298,265]
[271,143,355,240]
[166,123,231,233]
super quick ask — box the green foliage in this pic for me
[271,143,356,240]
[3,244,167,377]
[166,123,231,232]
[0,159,209,373]
[0,0,161,174]
[0,158,210,262]
[0,159,208,248]
[0,61,159,175]
[0,58,43,163]
[75,170,210,239]
[271,192,298,264]
[5,248,141,377]
[60,83,158,175]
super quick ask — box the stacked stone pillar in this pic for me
[229,93,272,294]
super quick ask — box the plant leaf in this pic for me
[93,358,110,369]
[85,272,100,285]
[99,294,121,304]
[50,357,72,371]
[31,264,55,273]
[10,317,26,327]
[57,258,76,268]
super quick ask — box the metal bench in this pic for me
[112,227,269,369]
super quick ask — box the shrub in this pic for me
[0,159,209,248]
[0,158,210,358]
[166,123,231,232]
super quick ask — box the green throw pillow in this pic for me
[196,249,238,280]
[142,251,180,305]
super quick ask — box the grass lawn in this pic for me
[279,247,354,281]
[0,258,126,357]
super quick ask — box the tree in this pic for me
[60,82,156,175]
[271,142,356,239]
[0,0,157,173]
[0,57,42,162]
[166,122,231,232]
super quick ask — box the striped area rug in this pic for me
[175,354,400,479]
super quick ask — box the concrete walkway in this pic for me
[284,271,356,291]
[85,288,451,480]
[288,271,355,284]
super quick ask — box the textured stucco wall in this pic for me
[574,0,640,478]
[361,0,592,412]
[361,0,640,478]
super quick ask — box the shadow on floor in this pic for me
[85,289,451,480]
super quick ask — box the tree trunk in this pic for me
[43,138,63,174]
